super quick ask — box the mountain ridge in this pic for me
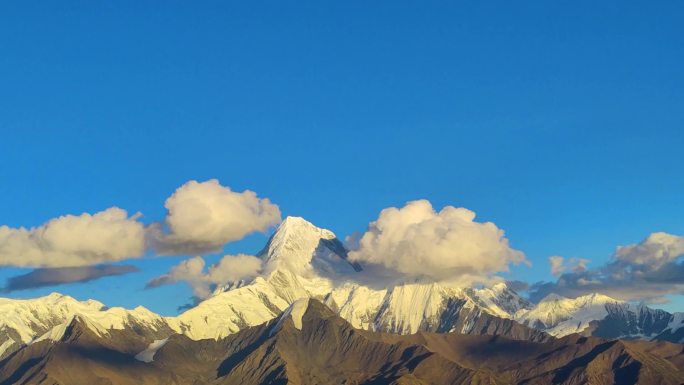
[2,298,683,385]
[1,216,683,362]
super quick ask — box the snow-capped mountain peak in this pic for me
[0,293,104,344]
[516,292,623,337]
[467,282,533,318]
[0,292,173,359]
[259,216,360,276]
[538,293,568,303]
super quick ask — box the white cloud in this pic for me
[0,208,146,268]
[530,232,684,303]
[347,200,526,283]
[152,180,281,255]
[548,255,589,277]
[0,180,279,291]
[205,254,264,284]
[614,232,684,268]
[549,256,565,276]
[147,254,263,299]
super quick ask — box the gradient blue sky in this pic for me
[0,1,682,315]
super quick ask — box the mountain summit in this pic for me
[258,216,361,276]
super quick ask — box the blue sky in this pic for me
[0,1,682,315]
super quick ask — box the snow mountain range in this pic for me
[4,297,684,385]
[1,216,683,361]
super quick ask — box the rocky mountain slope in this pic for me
[1,299,682,385]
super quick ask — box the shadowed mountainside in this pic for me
[1,299,683,385]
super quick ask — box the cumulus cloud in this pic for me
[347,200,526,284]
[151,180,281,255]
[0,180,280,290]
[614,232,684,268]
[2,265,139,292]
[0,208,146,268]
[549,256,565,276]
[548,256,589,276]
[530,232,684,303]
[146,254,263,299]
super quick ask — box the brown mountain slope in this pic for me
[1,299,683,385]
[153,300,496,385]
[0,316,179,385]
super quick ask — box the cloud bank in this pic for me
[2,265,139,292]
[348,200,526,284]
[146,254,263,299]
[0,208,146,268]
[151,180,281,255]
[530,232,684,303]
[0,179,280,289]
